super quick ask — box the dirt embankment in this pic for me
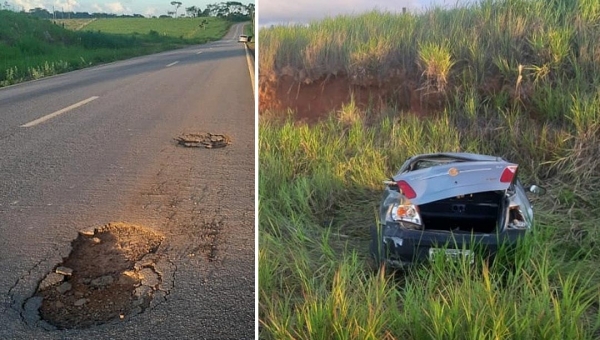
[258,70,515,123]
[259,73,456,122]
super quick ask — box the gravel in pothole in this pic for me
[174,132,232,148]
[33,222,164,329]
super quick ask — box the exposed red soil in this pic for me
[259,74,452,122]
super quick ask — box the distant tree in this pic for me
[28,7,52,18]
[185,5,198,17]
[247,3,254,27]
[170,1,182,17]
[205,3,219,16]
[167,10,175,17]
[203,2,252,21]
[199,7,210,17]
[22,7,145,19]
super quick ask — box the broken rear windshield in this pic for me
[411,157,466,170]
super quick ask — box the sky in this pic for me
[7,0,254,17]
[6,0,456,21]
[258,0,457,27]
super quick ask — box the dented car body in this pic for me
[370,152,544,268]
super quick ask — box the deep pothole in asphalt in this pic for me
[174,132,232,148]
[23,223,173,330]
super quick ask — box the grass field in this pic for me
[259,0,600,338]
[0,11,231,87]
[53,18,96,30]
[83,17,229,41]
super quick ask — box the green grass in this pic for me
[0,11,231,87]
[84,17,229,41]
[259,110,600,339]
[259,0,600,338]
[244,22,255,55]
[245,20,254,37]
[53,18,96,30]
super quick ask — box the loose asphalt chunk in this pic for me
[174,132,232,149]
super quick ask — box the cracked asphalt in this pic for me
[0,23,254,339]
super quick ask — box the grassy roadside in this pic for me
[0,11,230,87]
[244,21,255,57]
[259,0,600,338]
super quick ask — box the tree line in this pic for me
[0,1,254,21]
[182,2,254,21]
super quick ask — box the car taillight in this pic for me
[391,203,422,226]
[397,180,416,199]
[500,165,518,183]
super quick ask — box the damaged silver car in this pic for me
[370,152,545,268]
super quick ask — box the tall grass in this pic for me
[259,106,600,338]
[261,228,597,340]
[260,0,600,121]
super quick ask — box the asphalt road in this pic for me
[0,23,255,339]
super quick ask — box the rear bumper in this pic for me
[375,223,527,267]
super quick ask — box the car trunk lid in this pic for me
[392,161,517,205]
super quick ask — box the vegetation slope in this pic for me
[259,0,600,338]
[0,10,230,87]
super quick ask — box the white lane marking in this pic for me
[196,51,203,55]
[244,44,255,97]
[230,23,242,41]
[21,96,99,128]
[166,61,179,67]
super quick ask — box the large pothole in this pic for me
[25,223,168,329]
